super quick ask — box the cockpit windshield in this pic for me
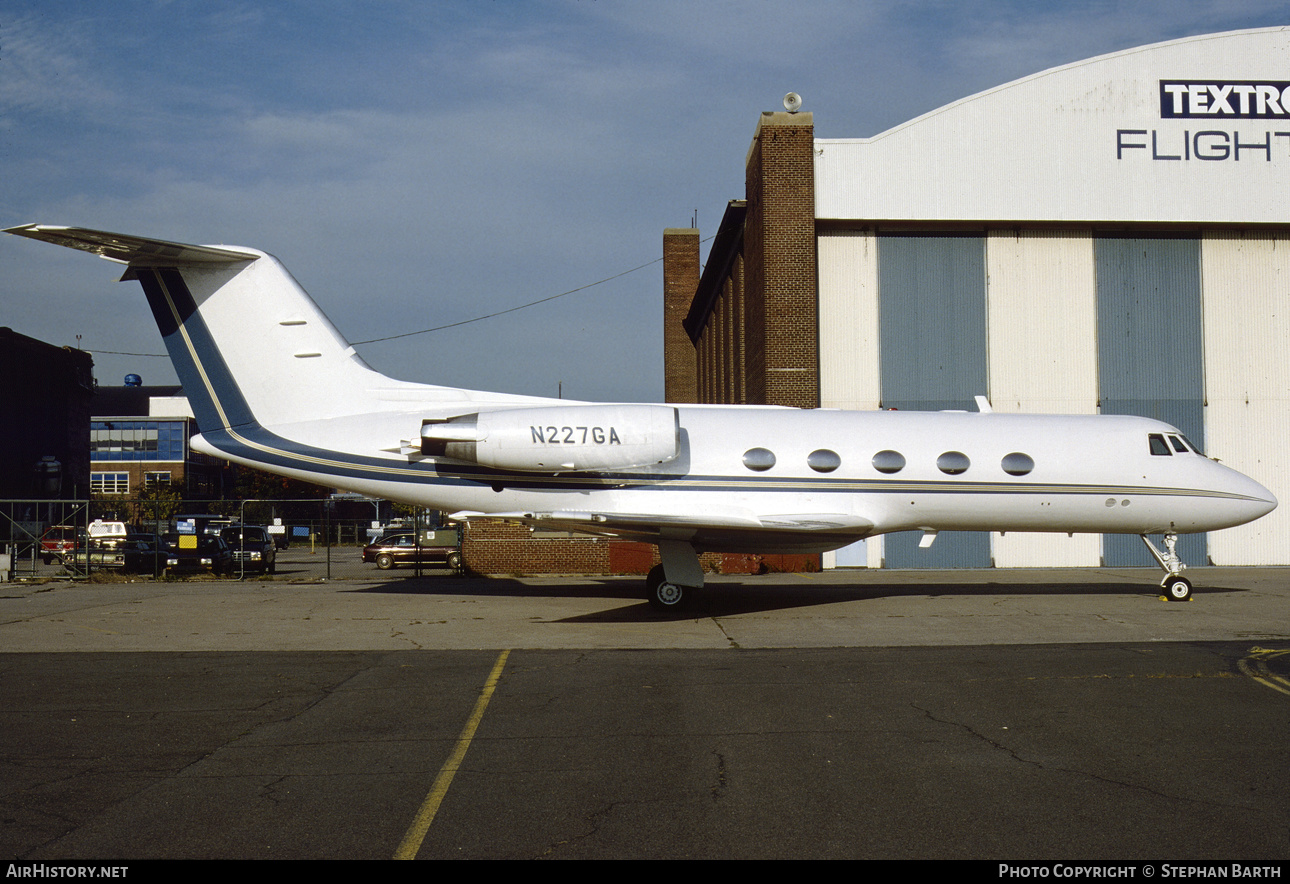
[1149,433,1203,456]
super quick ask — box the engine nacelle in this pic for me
[421,404,680,472]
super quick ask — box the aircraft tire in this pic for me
[1163,575,1192,602]
[646,564,689,611]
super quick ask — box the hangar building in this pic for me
[664,27,1289,570]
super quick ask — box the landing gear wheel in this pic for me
[1163,575,1192,602]
[646,564,689,612]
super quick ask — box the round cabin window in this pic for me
[872,450,906,474]
[807,449,841,473]
[1001,452,1035,476]
[937,451,970,475]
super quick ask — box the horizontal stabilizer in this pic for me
[4,224,258,266]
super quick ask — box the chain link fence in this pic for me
[0,498,458,583]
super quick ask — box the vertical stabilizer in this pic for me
[127,254,396,430]
[6,225,421,433]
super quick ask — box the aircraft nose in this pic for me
[1232,470,1277,522]
[1252,483,1277,518]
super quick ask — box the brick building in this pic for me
[90,384,229,498]
[665,112,821,409]
[0,328,93,500]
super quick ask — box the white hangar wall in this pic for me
[815,28,1290,224]
[815,28,1289,568]
[1201,232,1290,565]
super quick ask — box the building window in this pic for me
[90,420,186,461]
[91,472,129,495]
[144,471,172,489]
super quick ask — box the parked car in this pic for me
[219,525,277,574]
[163,533,234,575]
[362,530,461,571]
[87,520,129,546]
[40,525,80,564]
[268,525,290,550]
[61,534,169,574]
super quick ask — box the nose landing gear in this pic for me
[1140,533,1192,601]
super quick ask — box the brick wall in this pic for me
[662,229,699,403]
[743,112,819,408]
[689,114,819,407]
[460,519,820,577]
[461,520,609,575]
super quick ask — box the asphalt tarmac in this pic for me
[1,564,1288,860]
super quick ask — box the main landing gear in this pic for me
[1140,533,1192,601]
[646,564,693,610]
[645,539,704,612]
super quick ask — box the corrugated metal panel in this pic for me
[879,235,987,409]
[879,235,990,568]
[1096,237,1206,566]
[817,231,880,410]
[1202,232,1290,565]
[1097,238,1204,405]
[986,230,1101,566]
[985,230,1099,414]
[992,532,1101,569]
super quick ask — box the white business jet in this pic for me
[6,225,1277,609]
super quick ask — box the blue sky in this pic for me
[2,1,1286,402]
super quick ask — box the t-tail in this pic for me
[4,225,528,436]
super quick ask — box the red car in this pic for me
[39,526,79,564]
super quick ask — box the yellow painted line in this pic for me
[394,649,511,860]
[1238,647,1290,698]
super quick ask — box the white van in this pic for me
[87,520,129,548]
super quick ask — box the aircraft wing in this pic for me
[449,509,874,543]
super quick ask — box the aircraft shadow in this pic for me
[343,572,1244,620]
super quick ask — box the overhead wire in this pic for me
[351,254,665,346]
[77,236,712,357]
